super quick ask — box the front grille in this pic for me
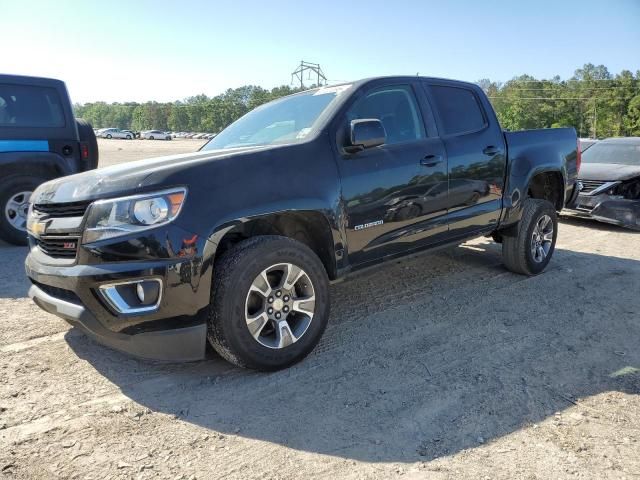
[30,279,81,304]
[33,201,91,218]
[579,180,607,194]
[35,235,80,259]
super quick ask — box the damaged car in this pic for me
[569,137,640,230]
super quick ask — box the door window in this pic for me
[429,85,486,135]
[347,85,425,145]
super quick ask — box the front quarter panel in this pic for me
[147,139,344,275]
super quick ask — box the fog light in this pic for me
[135,280,161,306]
[136,282,145,302]
[99,279,162,315]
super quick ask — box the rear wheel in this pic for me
[0,176,46,246]
[106,134,112,139]
[208,236,330,370]
[502,198,558,275]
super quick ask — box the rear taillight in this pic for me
[81,143,89,160]
[576,139,582,173]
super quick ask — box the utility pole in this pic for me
[291,61,327,89]
[593,98,598,139]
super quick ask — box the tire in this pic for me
[76,119,99,170]
[0,175,46,246]
[208,235,330,371]
[106,134,112,139]
[149,136,154,140]
[502,198,558,276]
[126,135,132,140]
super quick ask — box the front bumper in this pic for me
[29,283,206,361]
[25,224,213,362]
[566,192,640,230]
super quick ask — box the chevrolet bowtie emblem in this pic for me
[29,221,47,236]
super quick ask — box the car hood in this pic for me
[579,162,640,182]
[30,145,272,204]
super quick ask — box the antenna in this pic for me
[291,61,327,89]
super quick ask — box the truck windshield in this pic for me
[202,86,350,150]
[582,142,640,165]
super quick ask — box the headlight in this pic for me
[82,188,187,244]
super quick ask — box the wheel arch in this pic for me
[525,169,565,211]
[498,166,565,235]
[0,153,69,182]
[205,210,340,281]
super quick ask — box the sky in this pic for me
[3,0,639,104]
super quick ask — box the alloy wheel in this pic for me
[530,214,554,263]
[244,263,316,349]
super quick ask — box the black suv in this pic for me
[0,74,98,245]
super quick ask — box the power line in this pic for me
[494,86,638,91]
[487,96,633,100]
[488,97,594,100]
[497,78,628,83]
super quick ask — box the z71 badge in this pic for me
[354,220,384,231]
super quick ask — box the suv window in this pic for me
[347,85,424,145]
[429,85,485,135]
[0,84,65,127]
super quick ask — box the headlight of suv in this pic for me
[82,188,187,244]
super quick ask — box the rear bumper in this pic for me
[29,283,206,361]
[566,192,640,230]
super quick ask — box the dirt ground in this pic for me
[1,139,639,479]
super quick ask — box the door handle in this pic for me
[420,154,444,167]
[483,145,502,156]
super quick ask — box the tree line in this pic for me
[73,85,305,133]
[74,64,640,138]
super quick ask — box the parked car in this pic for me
[567,137,640,229]
[579,138,598,152]
[141,130,172,140]
[0,74,98,245]
[100,128,133,140]
[25,76,578,370]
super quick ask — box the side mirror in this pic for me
[348,119,386,152]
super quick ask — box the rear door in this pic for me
[423,81,506,237]
[335,80,448,266]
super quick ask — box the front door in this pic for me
[336,82,448,266]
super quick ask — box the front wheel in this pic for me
[208,236,330,371]
[502,198,558,275]
[106,134,112,139]
[149,136,154,140]
[126,135,132,140]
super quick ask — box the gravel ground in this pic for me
[1,139,639,479]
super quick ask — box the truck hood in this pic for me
[579,162,640,182]
[30,145,270,204]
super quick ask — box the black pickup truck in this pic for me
[25,76,579,370]
[0,74,98,245]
